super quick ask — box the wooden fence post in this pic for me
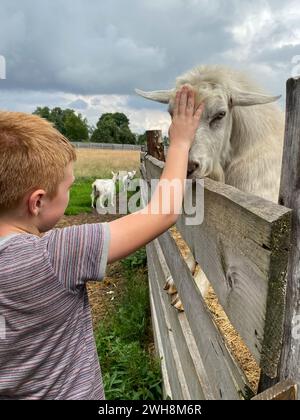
[146,130,165,161]
[260,76,300,397]
[253,379,297,400]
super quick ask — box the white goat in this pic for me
[91,171,118,209]
[136,65,284,310]
[117,170,137,191]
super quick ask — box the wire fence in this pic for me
[71,142,142,151]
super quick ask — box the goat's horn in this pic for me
[135,88,174,104]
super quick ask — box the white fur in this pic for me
[91,172,117,209]
[177,65,284,202]
[117,170,137,191]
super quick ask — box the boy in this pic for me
[0,87,203,400]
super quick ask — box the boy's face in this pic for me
[38,162,75,232]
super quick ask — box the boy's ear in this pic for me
[28,189,46,216]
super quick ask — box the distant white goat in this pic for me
[117,170,137,191]
[91,171,118,209]
[136,64,284,310]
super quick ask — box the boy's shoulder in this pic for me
[0,233,19,245]
[0,232,51,269]
[0,232,42,250]
[0,233,35,248]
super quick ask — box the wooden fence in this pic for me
[141,76,300,400]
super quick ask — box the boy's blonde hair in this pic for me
[0,111,77,214]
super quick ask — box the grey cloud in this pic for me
[0,0,241,95]
[68,99,89,110]
[0,89,69,113]
[0,0,298,125]
[127,95,166,111]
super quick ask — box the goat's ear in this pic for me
[230,88,281,107]
[135,88,174,104]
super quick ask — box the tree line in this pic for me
[33,106,149,145]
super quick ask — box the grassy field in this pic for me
[74,149,141,178]
[66,149,141,215]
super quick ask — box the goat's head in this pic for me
[136,81,280,182]
[111,171,118,183]
[128,170,136,180]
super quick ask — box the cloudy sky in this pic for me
[0,0,299,134]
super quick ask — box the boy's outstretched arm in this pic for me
[107,86,204,263]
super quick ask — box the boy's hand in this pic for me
[168,86,204,150]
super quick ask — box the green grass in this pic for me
[65,176,141,216]
[65,177,94,215]
[95,249,162,400]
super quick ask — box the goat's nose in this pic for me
[187,161,199,177]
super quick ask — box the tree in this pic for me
[91,113,117,143]
[136,132,147,145]
[119,126,136,145]
[64,111,89,142]
[33,106,51,121]
[91,112,136,144]
[113,112,129,128]
[50,107,66,134]
[32,106,89,142]
[90,124,114,143]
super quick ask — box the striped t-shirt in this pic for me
[0,223,110,400]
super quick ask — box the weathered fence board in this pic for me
[147,239,252,399]
[252,379,297,400]
[143,154,292,378]
[149,241,214,399]
[273,76,300,398]
[147,247,190,399]
[149,284,172,399]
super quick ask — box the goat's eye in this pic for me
[214,111,226,121]
[210,111,226,126]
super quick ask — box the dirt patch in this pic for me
[56,212,120,227]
